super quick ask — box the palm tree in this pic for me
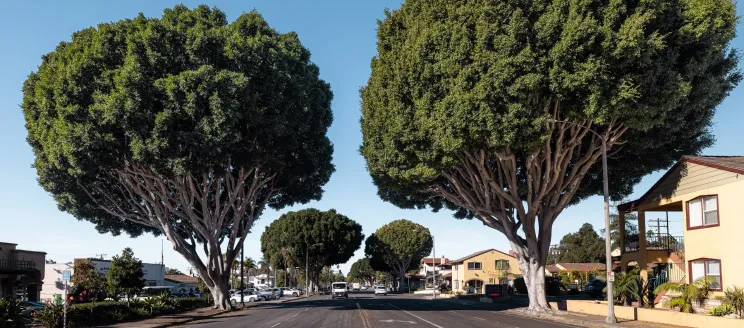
[654,276,716,313]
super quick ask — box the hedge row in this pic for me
[67,297,209,327]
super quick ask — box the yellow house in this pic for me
[617,156,744,297]
[450,248,521,294]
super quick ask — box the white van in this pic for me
[331,282,348,299]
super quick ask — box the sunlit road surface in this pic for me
[179,292,579,328]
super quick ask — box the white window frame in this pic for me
[690,259,722,290]
[467,262,482,270]
[687,195,719,229]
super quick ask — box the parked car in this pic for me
[484,284,503,298]
[360,286,369,291]
[374,285,387,296]
[19,301,46,317]
[584,279,607,298]
[258,289,276,300]
[230,291,260,305]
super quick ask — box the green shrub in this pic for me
[0,298,28,328]
[171,298,208,311]
[34,299,64,328]
[68,301,133,327]
[724,286,744,317]
[708,303,734,317]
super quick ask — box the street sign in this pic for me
[62,270,71,282]
[607,271,615,282]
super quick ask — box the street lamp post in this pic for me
[549,119,616,324]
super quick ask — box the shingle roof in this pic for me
[451,248,513,264]
[165,274,198,284]
[545,265,560,273]
[685,156,744,174]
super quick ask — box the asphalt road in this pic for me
[179,292,579,328]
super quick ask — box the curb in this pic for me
[504,309,623,328]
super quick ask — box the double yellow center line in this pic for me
[356,302,373,328]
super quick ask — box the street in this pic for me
[180,292,578,328]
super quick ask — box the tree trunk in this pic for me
[210,284,231,310]
[398,275,406,294]
[514,246,552,313]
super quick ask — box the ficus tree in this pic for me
[365,220,433,291]
[22,5,334,309]
[106,248,146,304]
[260,208,364,292]
[360,0,739,311]
[550,223,606,264]
[348,258,376,285]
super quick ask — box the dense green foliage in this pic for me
[348,258,376,284]
[552,223,605,263]
[33,299,64,328]
[724,286,744,317]
[66,297,208,327]
[361,0,740,210]
[655,276,716,313]
[260,209,364,286]
[365,220,433,289]
[106,248,146,300]
[22,4,335,236]
[0,298,27,328]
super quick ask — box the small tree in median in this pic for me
[107,248,146,304]
[365,220,433,292]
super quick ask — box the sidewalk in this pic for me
[102,295,314,328]
[438,296,688,328]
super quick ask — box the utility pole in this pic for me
[240,243,244,305]
[433,236,437,299]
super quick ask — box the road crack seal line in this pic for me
[387,303,443,328]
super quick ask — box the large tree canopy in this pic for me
[360,0,739,312]
[23,5,333,309]
[260,208,364,291]
[365,220,433,291]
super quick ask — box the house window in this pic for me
[467,262,482,270]
[454,280,459,289]
[496,260,510,270]
[690,259,722,290]
[488,278,496,284]
[687,196,718,228]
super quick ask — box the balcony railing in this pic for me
[624,234,684,253]
[0,259,38,270]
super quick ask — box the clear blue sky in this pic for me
[1,1,742,276]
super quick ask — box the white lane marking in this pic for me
[474,316,486,321]
[387,303,444,328]
[270,323,281,328]
[380,319,417,324]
